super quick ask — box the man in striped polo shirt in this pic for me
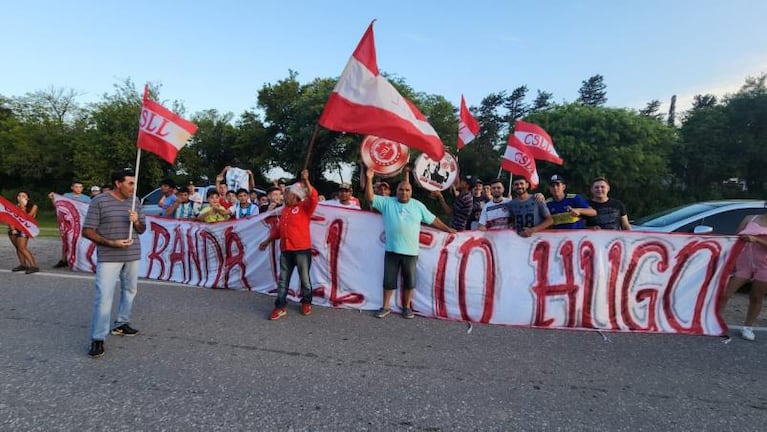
[82,169,147,358]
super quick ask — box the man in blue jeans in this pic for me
[82,169,146,358]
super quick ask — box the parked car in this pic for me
[142,185,267,216]
[631,200,767,235]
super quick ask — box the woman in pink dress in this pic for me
[720,213,767,340]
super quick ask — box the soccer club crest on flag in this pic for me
[360,135,410,178]
[413,152,458,192]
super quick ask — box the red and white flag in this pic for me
[0,195,39,238]
[512,120,563,165]
[319,22,445,160]
[501,137,540,188]
[138,85,198,164]
[457,95,480,151]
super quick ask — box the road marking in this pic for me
[0,269,192,288]
[727,325,767,333]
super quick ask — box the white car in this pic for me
[631,200,767,235]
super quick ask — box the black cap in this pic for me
[550,174,565,184]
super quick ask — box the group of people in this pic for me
[5,165,765,360]
[433,174,630,237]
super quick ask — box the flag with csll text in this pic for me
[457,95,480,150]
[0,195,39,238]
[137,85,198,164]
[319,21,445,160]
[501,137,540,188]
[512,120,563,165]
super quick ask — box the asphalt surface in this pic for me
[1,237,766,431]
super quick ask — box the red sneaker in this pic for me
[301,303,312,316]
[269,307,287,320]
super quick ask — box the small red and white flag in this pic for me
[501,137,540,188]
[319,21,445,160]
[512,120,563,165]
[137,85,198,164]
[0,195,39,238]
[457,95,480,151]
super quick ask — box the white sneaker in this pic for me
[741,326,756,341]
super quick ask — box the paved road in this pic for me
[1,238,766,431]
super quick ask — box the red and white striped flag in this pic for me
[501,137,540,188]
[0,195,39,238]
[457,95,480,150]
[319,21,445,160]
[138,85,198,164]
[512,120,563,165]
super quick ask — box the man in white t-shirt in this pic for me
[478,179,513,231]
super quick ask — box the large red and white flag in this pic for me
[457,95,480,151]
[512,120,563,165]
[319,22,445,160]
[138,85,198,164]
[501,137,540,188]
[0,195,39,238]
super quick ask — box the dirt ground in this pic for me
[2,236,765,328]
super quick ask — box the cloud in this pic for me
[662,57,767,115]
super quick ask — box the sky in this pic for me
[4,0,766,119]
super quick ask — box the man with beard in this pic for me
[507,175,553,237]
[478,179,513,231]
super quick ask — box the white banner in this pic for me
[54,195,740,336]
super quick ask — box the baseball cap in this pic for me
[550,174,565,184]
[339,183,352,191]
[90,185,101,193]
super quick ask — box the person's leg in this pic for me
[9,233,24,269]
[400,255,418,310]
[719,275,750,315]
[744,280,767,326]
[90,262,121,341]
[115,261,139,327]
[17,237,37,269]
[275,252,296,308]
[295,250,313,304]
[381,252,400,310]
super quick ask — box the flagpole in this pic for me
[303,124,321,171]
[128,147,142,240]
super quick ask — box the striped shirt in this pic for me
[478,198,513,230]
[83,192,145,262]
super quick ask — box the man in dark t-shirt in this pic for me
[586,176,631,230]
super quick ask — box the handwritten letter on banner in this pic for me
[54,195,740,336]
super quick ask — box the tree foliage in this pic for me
[578,74,608,107]
[2,71,765,218]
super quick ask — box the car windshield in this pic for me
[633,202,728,227]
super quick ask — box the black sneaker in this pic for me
[11,265,26,272]
[25,266,40,274]
[88,340,104,358]
[111,323,139,336]
[53,260,68,268]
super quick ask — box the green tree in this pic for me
[639,99,663,120]
[525,103,680,216]
[577,74,607,107]
[530,90,554,113]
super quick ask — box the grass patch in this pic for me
[36,210,61,238]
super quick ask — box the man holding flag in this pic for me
[84,85,197,358]
[84,169,146,358]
